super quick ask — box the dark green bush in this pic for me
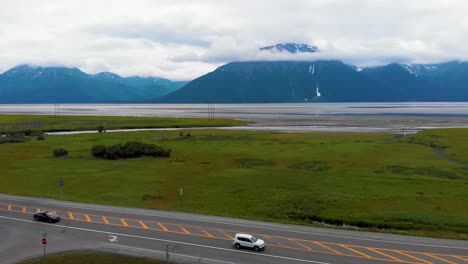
[97,125,105,133]
[53,148,68,157]
[37,134,45,141]
[91,145,107,157]
[91,141,171,160]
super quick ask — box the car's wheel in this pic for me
[48,218,52,223]
[34,216,38,221]
[253,246,260,251]
[235,243,241,249]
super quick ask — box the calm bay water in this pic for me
[2,103,468,133]
[1,102,468,117]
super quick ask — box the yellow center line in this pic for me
[366,248,406,263]
[220,230,233,239]
[454,256,468,261]
[0,201,465,264]
[120,218,129,226]
[157,223,169,231]
[340,244,372,258]
[84,214,92,222]
[425,253,456,264]
[139,220,149,229]
[179,225,191,234]
[315,241,343,255]
[288,239,313,251]
[201,229,214,238]
[7,204,11,211]
[394,250,433,264]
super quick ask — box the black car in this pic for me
[33,211,61,223]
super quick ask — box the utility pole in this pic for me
[54,104,59,117]
[207,103,214,120]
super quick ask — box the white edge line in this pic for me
[1,195,467,250]
[0,215,332,264]
[100,242,235,264]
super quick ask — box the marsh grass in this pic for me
[1,127,468,238]
[0,114,246,133]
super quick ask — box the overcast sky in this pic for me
[1,0,467,80]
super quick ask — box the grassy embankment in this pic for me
[0,115,467,239]
[19,251,172,264]
[0,114,246,133]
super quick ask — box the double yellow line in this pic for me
[1,202,466,264]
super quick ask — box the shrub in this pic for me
[53,148,68,157]
[37,134,45,141]
[91,141,171,160]
[97,125,105,133]
[91,145,107,157]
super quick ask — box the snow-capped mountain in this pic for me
[399,64,439,77]
[158,60,468,103]
[259,43,319,53]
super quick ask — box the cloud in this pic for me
[0,0,467,80]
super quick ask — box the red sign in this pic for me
[42,238,47,245]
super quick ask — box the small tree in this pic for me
[37,134,45,141]
[97,125,105,133]
[53,148,68,157]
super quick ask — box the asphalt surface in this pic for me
[0,194,467,264]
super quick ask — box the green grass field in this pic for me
[1,122,467,239]
[19,251,171,264]
[0,114,246,133]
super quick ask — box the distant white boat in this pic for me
[316,83,321,97]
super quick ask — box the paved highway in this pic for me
[0,194,467,264]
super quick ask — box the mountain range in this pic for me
[157,60,468,103]
[1,42,468,103]
[0,65,187,103]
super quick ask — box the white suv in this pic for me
[233,233,265,251]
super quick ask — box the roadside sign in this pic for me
[42,233,47,238]
[42,237,47,257]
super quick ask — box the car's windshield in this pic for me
[46,212,56,216]
[251,236,257,242]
